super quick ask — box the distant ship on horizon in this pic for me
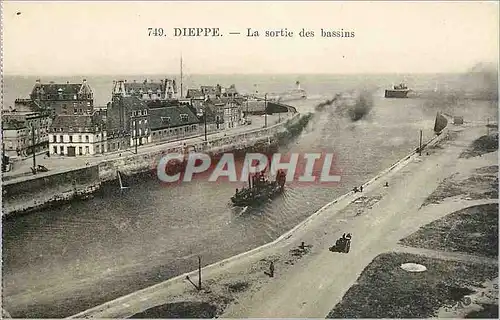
[384,83,410,98]
[266,81,307,102]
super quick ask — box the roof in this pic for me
[31,81,93,101]
[50,114,103,131]
[34,83,82,96]
[186,89,204,98]
[116,96,149,111]
[146,99,181,109]
[124,82,163,93]
[149,105,199,130]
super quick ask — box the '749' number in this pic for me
[148,28,165,37]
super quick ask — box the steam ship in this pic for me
[231,169,287,207]
[267,81,307,102]
[384,83,410,98]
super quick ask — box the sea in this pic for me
[2,73,498,317]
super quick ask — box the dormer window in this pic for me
[161,116,171,123]
[180,114,188,122]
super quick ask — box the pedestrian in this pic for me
[269,261,274,277]
[384,182,389,187]
[360,185,363,192]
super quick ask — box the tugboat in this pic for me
[385,83,410,98]
[231,169,287,207]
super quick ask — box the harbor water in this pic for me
[2,73,498,317]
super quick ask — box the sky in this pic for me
[2,1,499,75]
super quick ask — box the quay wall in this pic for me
[2,166,100,217]
[97,113,301,181]
[2,113,302,217]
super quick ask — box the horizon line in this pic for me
[2,71,480,77]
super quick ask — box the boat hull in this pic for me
[231,185,283,207]
[384,89,409,98]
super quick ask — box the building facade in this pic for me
[149,104,200,143]
[2,111,51,158]
[49,113,106,156]
[113,79,178,100]
[106,95,151,152]
[30,80,94,116]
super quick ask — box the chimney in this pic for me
[35,79,41,84]
[67,81,70,84]
[83,79,87,83]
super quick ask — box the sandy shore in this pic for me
[66,122,496,318]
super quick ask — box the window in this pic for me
[85,146,89,154]
[78,135,82,142]
[161,117,171,123]
[145,119,148,124]
[60,135,64,142]
[180,114,188,122]
[53,135,57,143]
[53,146,57,154]
[96,145,100,153]
[85,135,89,143]
[79,147,83,155]
[69,136,73,143]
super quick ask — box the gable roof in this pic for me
[149,105,199,130]
[31,81,93,101]
[50,112,104,132]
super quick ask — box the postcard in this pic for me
[1,1,498,318]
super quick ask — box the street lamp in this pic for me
[264,93,268,128]
[197,103,208,142]
[30,123,36,170]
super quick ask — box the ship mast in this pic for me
[180,55,183,98]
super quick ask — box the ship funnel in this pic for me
[296,81,301,90]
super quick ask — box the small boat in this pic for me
[231,169,287,207]
[434,112,448,134]
[385,83,410,98]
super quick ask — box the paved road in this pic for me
[3,113,290,183]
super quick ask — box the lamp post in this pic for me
[198,103,207,142]
[264,93,268,128]
[31,123,36,170]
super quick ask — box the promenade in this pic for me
[2,113,288,184]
